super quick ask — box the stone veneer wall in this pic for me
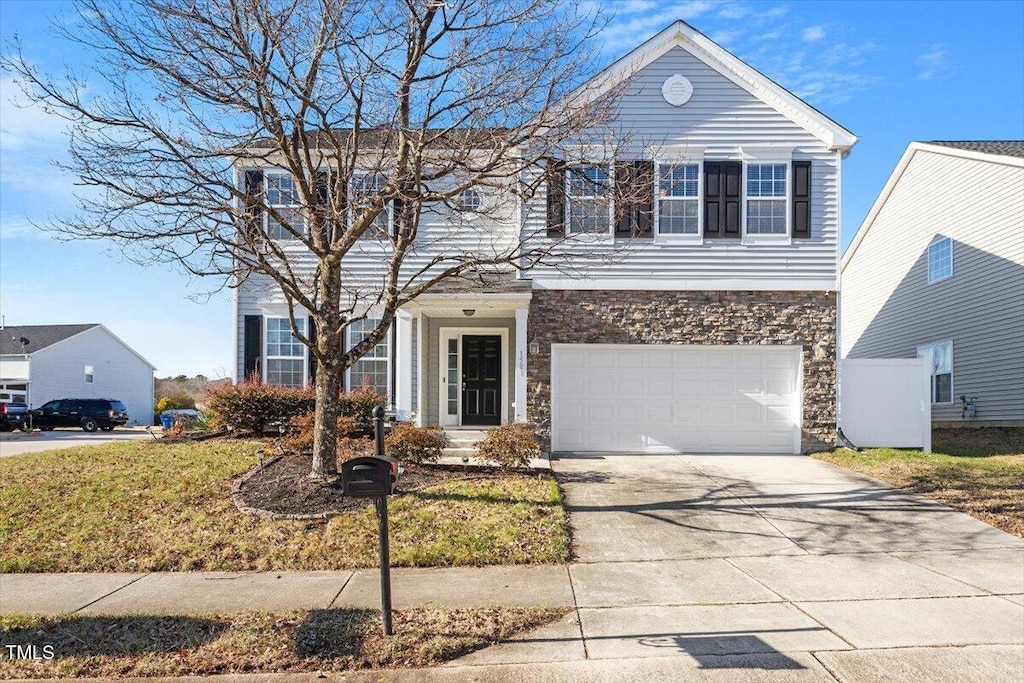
[526,290,838,453]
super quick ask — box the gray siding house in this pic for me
[841,141,1024,426]
[234,21,858,454]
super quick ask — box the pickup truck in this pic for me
[0,402,31,432]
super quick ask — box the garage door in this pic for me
[551,344,802,454]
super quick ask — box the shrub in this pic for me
[155,391,195,414]
[385,423,449,464]
[282,412,361,453]
[205,378,316,435]
[337,386,388,437]
[475,423,541,469]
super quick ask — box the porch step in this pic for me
[442,447,480,459]
[443,429,490,446]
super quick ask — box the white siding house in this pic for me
[841,141,1024,425]
[0,324,156,425]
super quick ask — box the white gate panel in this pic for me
[839,359,931,450]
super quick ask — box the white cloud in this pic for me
[710,28,745,46]
[916,43,950,80]
[595,1,716,51]
[0,76,70,152]
[0,215,51,240]
[802,26,825,42]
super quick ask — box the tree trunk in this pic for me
[311,362,343,478]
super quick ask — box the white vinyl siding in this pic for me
[927,237,953,283]
[842,147,1024,423]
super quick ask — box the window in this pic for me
[265,172,303,240]
[348,318,389,396]
[266,318,305,387]
[454,188,482,213]
[918,340,953,404]
[746,163,787,235]
[928,237,953,283]
[657,163,699,234]
[84,365,94,384]
[353,173,391,238]
[446,338,458,416]
[567,164,611,234]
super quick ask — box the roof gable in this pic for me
[563,20,857,151]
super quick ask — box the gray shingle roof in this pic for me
[925,141,1024,158]
[0,324,99,355]
[423,271,533,295]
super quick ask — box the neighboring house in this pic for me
[235,21,858,454]
[841,141,1024,426]
[0,324,156,425]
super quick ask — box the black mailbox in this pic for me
[341,455,399,497]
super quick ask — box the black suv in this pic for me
[32,399,129,432]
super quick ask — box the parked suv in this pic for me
[0,401,31,432]
[32,399,129,432]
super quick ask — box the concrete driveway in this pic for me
[0,427,156,457]
[459,453,1024,681]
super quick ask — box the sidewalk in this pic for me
[0,566,573,616]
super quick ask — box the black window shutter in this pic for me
[545,159,566,237]
[308,316,317,385]
[703,162,741,238]
[792,160,812,238]
[243,315,262,381]
[242,170,264,239]
[315,171,331,244]
[634,160,654,237]
[614,161,633,237]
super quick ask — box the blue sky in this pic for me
[1,0,1022,377]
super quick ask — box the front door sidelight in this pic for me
[461,335,501,426]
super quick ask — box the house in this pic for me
[0,324,156,425]
[841,141,1024,427]
[234,21,857,454]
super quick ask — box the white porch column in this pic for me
[514,307,529,422]
[415,312,425,426]
[395,310,413,421]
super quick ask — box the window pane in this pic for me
[349,359,388,395]
[928,238,952,282]
[747,164,787,197]
[567,165,609,197]
[934,373,952,403]
[658,199,698,234]
[267,358,304,387]
[353,174,390,236]
[266,173,299,205]
[267,206,304,240]
[349,318,388,359]
[746,199,786,234]
[569,198,610,233]
[266,318,304,357]
[658,164,698,198]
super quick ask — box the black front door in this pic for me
[462,335,501,425]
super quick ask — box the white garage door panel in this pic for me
[551,345,802,454]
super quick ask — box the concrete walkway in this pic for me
[3,452,1023,682]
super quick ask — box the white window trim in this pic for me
[454,187,484,218]
[742,155,792,245]
[345,318,392,398]
[927,237,954,284]
[264,170,305,241]
[565,162,615,240]
[653,158,703,244]
[264,316,308,388]
[917,339,954,405]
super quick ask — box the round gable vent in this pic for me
[662,74,693,107]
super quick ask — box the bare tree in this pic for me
[4,0,637,477]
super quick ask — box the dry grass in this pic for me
[0,606,566,678]
[815,428,1024,537]
[0,440,569,572]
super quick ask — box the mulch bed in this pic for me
[237,454,501,516]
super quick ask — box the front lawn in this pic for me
[814,428,1024,536]
[0,440,569,572]
[0,606,566,678]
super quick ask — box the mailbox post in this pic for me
[340,406,397,636]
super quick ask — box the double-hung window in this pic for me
[347,318,389,396]
[746,163,788,235]
[265,172,304,240]
[352,173,391,238]
[566,164,611,234]
[917,340,953,404]
[657,163,699,235]
[927,237,953,283]
[266,318,306,387]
